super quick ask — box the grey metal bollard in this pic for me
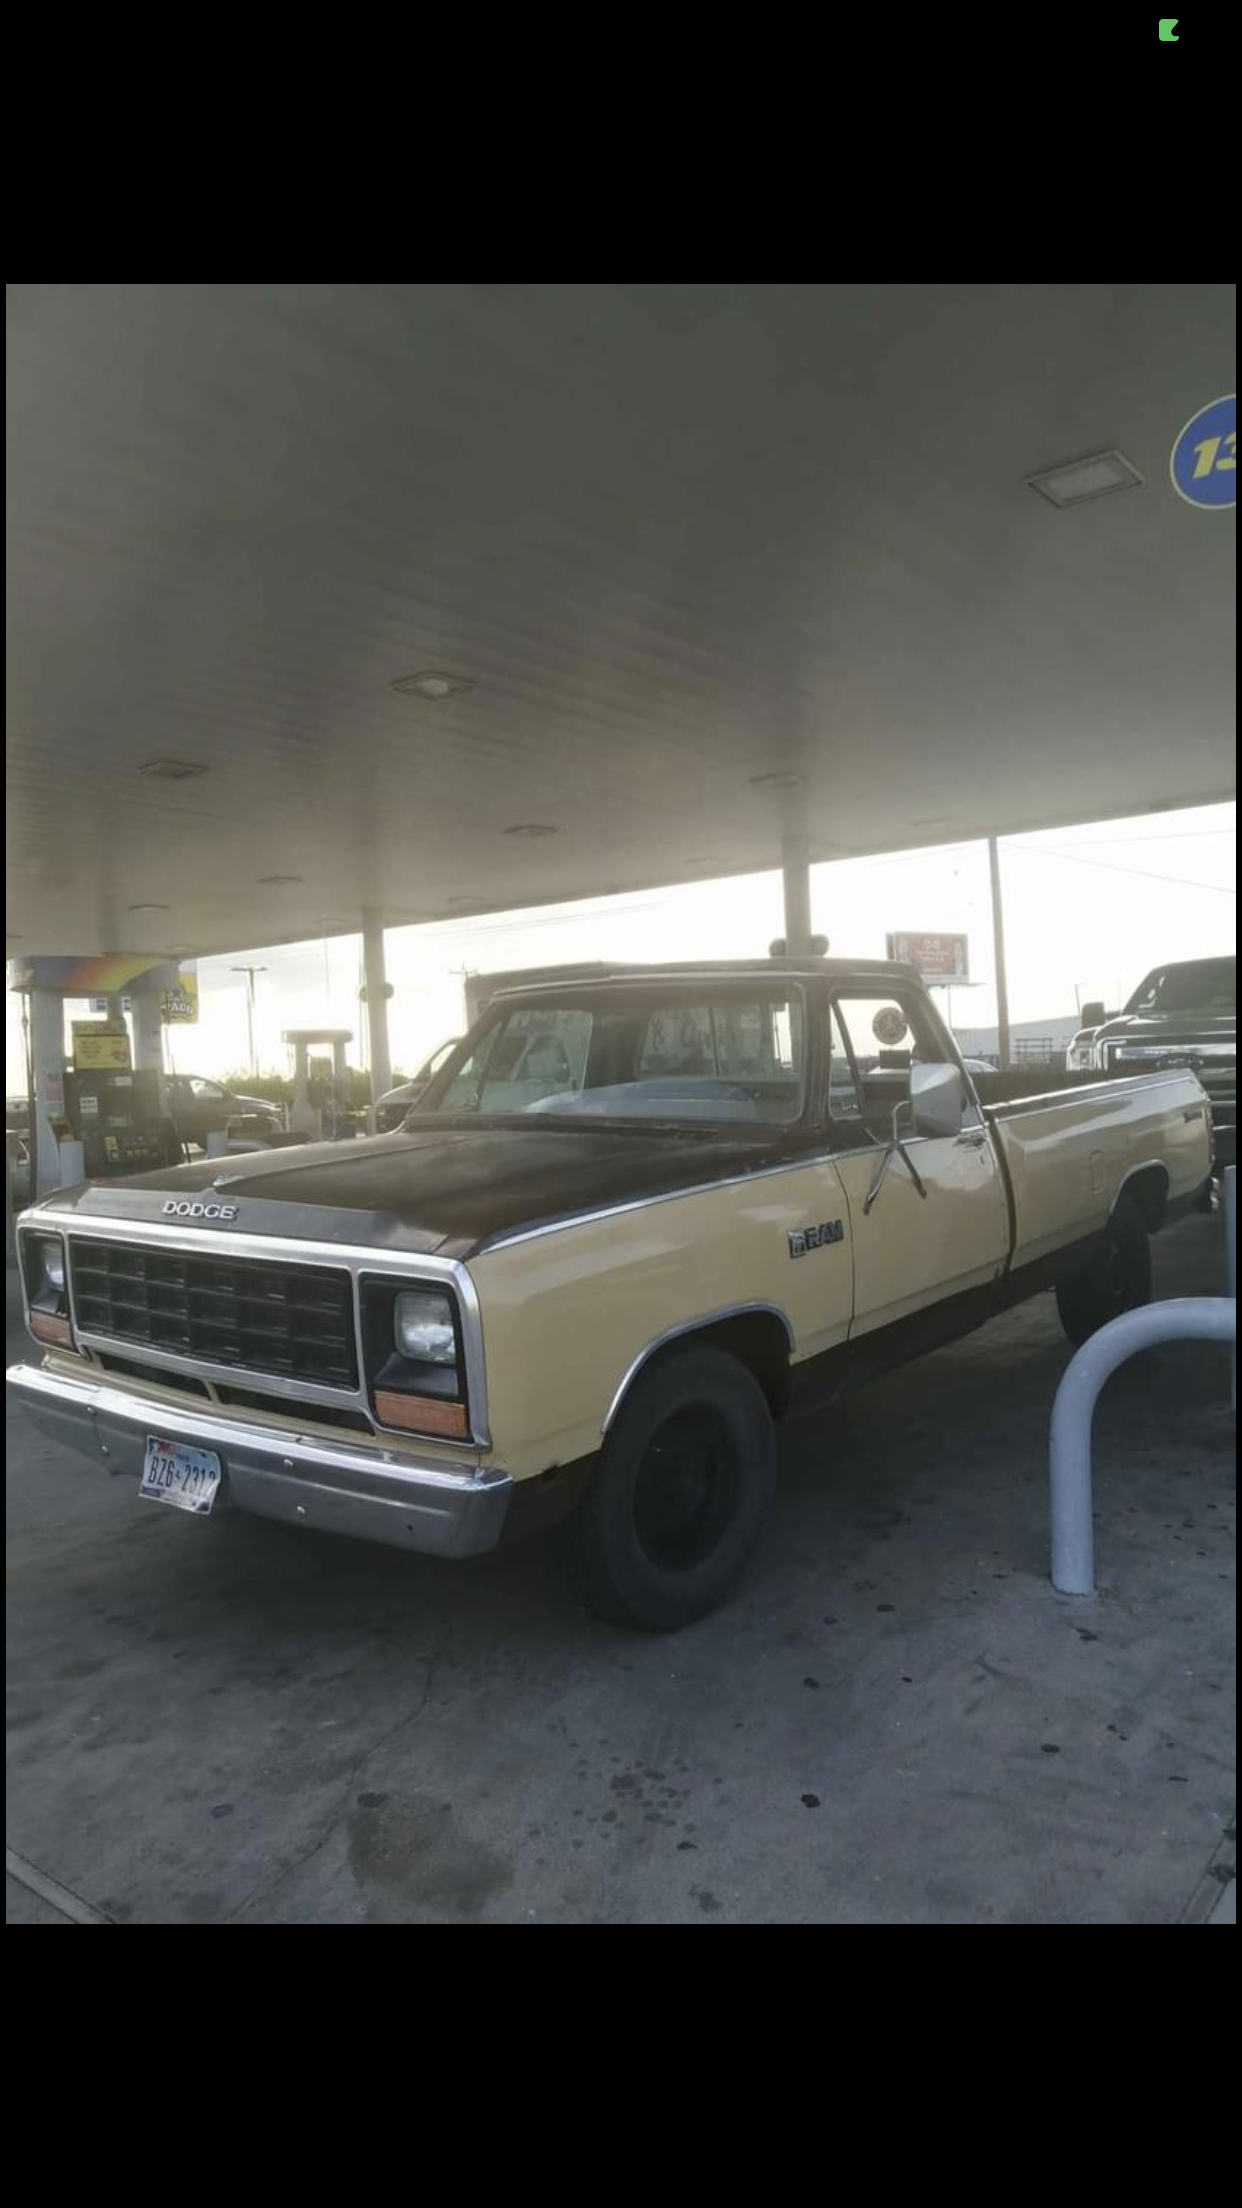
[1049,1296,1236,1596]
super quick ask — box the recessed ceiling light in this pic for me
[503,822,558,838]
[128,902,170,913]
[137,757,210,779]
[391,671,474,700]
[1026,450,1144,508]
[259,873,304,886]
[748,771,802,790]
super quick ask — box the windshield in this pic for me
[1124,957,1235,1017]
[417,987,807,1124]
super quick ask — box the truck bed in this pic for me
[983,1068,1209,1272]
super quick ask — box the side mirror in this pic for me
[1079,1000,1107,1029]
[910,1060,964,1139]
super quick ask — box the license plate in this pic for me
[140,1435,222,1516]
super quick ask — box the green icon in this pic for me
[1159,18,1179,36]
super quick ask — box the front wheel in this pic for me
[1055,1196,1152,1346]
[561,1343,776,1631]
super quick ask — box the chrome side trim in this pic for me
[986,1071,1196,1122]
[16,1212,491,1451]
[472,1151,844,1254]
[601,1302,796,1437]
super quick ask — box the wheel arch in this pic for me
[602,1304,794,1435]
[1111,1159,1170,1233]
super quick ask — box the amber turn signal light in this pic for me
[29,1311,75,1349]
[374,1391,469,1439]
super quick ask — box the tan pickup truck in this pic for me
[9,959,1211,1628]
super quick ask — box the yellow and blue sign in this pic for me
[1170,394,1236,509]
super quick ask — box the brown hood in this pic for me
[33,1119,788,1260]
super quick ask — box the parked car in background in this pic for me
[375,1040,461,1132]
[1065,1012,1117,1071]
[165,1075,284,1148]
[1069,956,1234,1171]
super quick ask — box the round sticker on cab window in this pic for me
[1169,394,1236,509]
[872,1006,909,1046]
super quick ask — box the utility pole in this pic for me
[361,913,393,1133]
[987,836,1012,1071]
[231,965,267,1078]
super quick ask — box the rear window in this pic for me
[1126,959,1235,1015]
[422,989,806,1124]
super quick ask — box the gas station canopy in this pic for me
[6,284,1235,959]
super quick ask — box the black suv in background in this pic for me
[1085,956,1235,1173]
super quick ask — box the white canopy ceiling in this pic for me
[6,283,1235,959]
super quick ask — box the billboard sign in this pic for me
[886,931,970,982]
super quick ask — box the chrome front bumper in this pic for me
[6,1361,513,1559]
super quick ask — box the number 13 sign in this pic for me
[1170,394,1236,509]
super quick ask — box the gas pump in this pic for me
[9,954,189,1195]
[62,1064,181,1175]
[283,1029,360,1140]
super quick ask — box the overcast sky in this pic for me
[6,802,1235,1090]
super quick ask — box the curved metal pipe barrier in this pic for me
[1049,1168,1236,1596]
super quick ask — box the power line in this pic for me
[1007,844,1235,895]
[1042,828,1234,845]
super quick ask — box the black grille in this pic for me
[71,1237,358,1389]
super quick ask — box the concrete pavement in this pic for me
[6,1215,1235,1924]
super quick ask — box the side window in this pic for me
[827,1006,865,1121]
[830,989,953,1141]
[189,1077,224,1100]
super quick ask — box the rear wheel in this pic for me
[1055,1196,1152,1346]
[561,1343,776,1631]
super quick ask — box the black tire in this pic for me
[1055,1196,1152,1347]
[561,1343,776,1631]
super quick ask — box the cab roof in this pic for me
[488,957,922,998]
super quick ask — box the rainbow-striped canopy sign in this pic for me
[7,953,184,995]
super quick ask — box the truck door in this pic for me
[826,987,1009,1340]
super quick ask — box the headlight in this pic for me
[361,1279,469,1439]
[21,1231,74,1349]
[394,1289,457,1365]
